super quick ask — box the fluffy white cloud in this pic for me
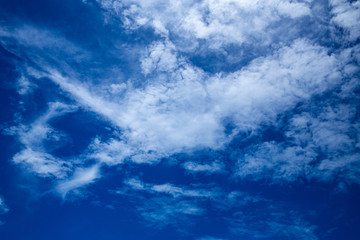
[237,142,317,181]
[330,0,360,41]
[96,0,313,50]
[42,39,341,169]
[13,148,71,179]
[237,97,360,183]
[2,2,359,238]
[9,35,349,189]
[140,40,179,75]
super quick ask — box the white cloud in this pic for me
[2,0,359,199]
[87,138,134,165]
[117,180,210,227]
[4,98,104,197]
[47,71,123,127]
[116,177,318,235]
[317,153,360,183]
[179,0,311,48]
[183,160,224,174]
[40,39,341,169]
[288,100,360,181]
[123,178,215,198]
[330,0,360,41]
[56,164,100,198]
[237,142,317,181]
[109,83,127,94]
[124,178,145,190]
[18,102,77,148]
[1,2,358,238]
[8,102,77,178]
[0,25,88,63]
[16,74,37,95]
[13,148,71,178]
[121,179,265,208]
[311,105,356,154]
[116,178,268,228]
[96,0,312,50]
[140,40,179,75]
[7,35,347,189]
[237,97,360,183]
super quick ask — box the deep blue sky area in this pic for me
[1,0,360,239]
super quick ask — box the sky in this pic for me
[0,0,359,239]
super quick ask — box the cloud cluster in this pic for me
[2,1,360,238]
[43,39,343,168]
[1,0,359,205]
[330,0,360,41]
[96,0,313,50]
[237,64,360,184]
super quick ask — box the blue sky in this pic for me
[0,0,360,239]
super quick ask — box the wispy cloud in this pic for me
[113,178,214,227]
[13,148,71,179]
[56,164,101,198]
[123,178,216,198]
[0,196,9,226]
[137,197,205,227]
[114,178,317,238]
[183,160,224,174]
[114,178,261,229]
[228,206,318,240]
[5,102,77,178]
[0,196,9,215]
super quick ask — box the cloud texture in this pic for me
[1,0,359,238]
